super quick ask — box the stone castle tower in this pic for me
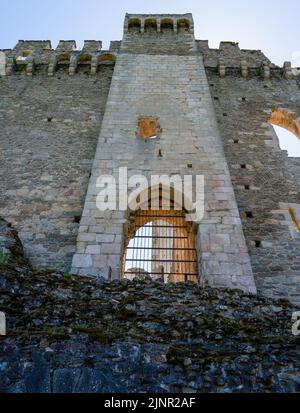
[0,14,299,304]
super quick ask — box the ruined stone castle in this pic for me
[0,14,299,304]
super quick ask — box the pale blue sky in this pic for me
[1,0,299,155]
[1,0,299,65]
[274,126,300,157]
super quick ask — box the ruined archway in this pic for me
[268,108,300,140]
[268,109,300,156]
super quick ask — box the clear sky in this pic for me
[1,0,299,65]
[0,0,299,155]
[274,126,300,157]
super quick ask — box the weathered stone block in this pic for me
[72,254,92,268]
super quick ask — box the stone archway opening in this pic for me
[128,18,142,33]
[144,19,158,33]
[123,205,198,283]
[177,19,190,33]
[268,109,300,139]
[161,19,174,33]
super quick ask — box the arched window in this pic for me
[268,109,300,157]
[144,19,157,33]
[177,19,190,32]
[161,19,174,33]
[128,18,141,33]
[123,208,198,283]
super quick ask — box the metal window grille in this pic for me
[123,209,198,283]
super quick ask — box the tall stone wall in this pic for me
[0,14,299,304]
[286,158,300,194]
[0,52,114,270]
[71,14,256,294]
[205,67,300,304]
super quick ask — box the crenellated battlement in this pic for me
[14,40,52,51]
[124,13,194,34]
[0,40,120,76]
[196,40,297,80]
[0,14,298,80]
[121,13,196,55]
[0,38,295,80]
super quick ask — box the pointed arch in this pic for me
[123,184,199,283]
[127,182,196,218]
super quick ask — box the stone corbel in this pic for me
[241,60,248,79]
[218,59,226,78]
[48,55,58,77]
[174,21,178,34]
[262,61,270,80]
[283,61,293,80]
[6,56,15,76]
[157,19,161,33]
[26,55,35,76]
[0,52,6,76]
[69,54,79,76]
[90,55,99,76]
